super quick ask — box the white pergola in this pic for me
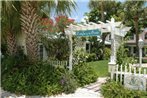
[65,18,131,71]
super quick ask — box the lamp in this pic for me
[138,38,144,66]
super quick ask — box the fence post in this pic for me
[139,67,141,74]
[120,65,123,83]
[129,64,131,73]
[116,65,118,81]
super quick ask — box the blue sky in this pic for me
[70,0,147,23]
[70,0,90,23]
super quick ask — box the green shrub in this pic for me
[101,80,147,98]
[86,53,96,62]
[73,48,88,64]
[2,58,78,96]
[60,71,78,94]
[73,62,98,86]
[103,47,111,60]
[117,44,136,67]
[73,48,97,63]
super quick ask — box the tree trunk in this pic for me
[134,16,139,56]
[100,1,104,22]
[100,1,106,59]
[20,1,39,62]
[101,33,108,59]
[6,32,17,55]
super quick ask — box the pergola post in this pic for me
[69,34,73,71]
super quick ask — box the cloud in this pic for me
[81,16,88,23]
[81,17,86,23]
[69,16,78,21]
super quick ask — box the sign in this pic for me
[76,29,101,37]
[124,74,146,91]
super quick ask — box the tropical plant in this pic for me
[20,1,76,62]
[101,80,147,98]
[103,47,111,60]
[88,1,123,59]
[123,1,147,56]
[73,62,98,86]
[116,43,137,67]
[2,59,78,95]
[40,15,75,60]
[1,1,21,55]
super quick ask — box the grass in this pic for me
[87,60,109,77]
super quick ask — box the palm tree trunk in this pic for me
[100,1,105,59]
[100,1,104,22]
[134,16,139,56]
[6,32,17,55]
[20,1,39,62]
[101,33,109,59]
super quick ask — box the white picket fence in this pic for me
[47,60,67,68]
[111,64,147,91]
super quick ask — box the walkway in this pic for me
[1,77,107,98]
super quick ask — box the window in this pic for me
[145,33,147,39]
[144,48,147,56]
[133,47,136,54]
[129,34,134,40]
[109,34,111,40]
[39,45,43,60]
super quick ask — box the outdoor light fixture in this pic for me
[138,38,144,67]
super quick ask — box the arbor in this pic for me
[1,1,21,55]
[88,1,122,59]
[20,1,76,62]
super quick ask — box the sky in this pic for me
[70,0,90,23]
[70,0,147,23]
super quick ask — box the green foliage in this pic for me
[73,62,98,86]
[103,47,111,60]
[2,58,78,96]
[73,48,87,64]
[1,49,28,75]
[60,71,78,94]
[89,37,103,60]
[101,80,147,98]
[116,44,136,66]
[73,48,96,64]
[86,53,96,62]
[41,35,69,60]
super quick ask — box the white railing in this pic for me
[111,64,147,91]
[47,60,67,68]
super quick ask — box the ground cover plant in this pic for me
[73,62,98,87]
[2,54,100,95]
[1,55,78,96]
[101,80,147,98]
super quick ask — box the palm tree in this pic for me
[20,1,76,62]
[123,1,146,56]
[1,1,21,55]
[88,0,122,59]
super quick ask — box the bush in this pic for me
[60,71,78,94]
[103,47,111,60]
[101,80,147,98]
[73,62,98,86]
[73,48,97,64]
[117,44,136,66]
[73,48,88,64]
[2,58,78,96]
[86,53,96,62]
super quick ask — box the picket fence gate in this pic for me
[111,64,147,91]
